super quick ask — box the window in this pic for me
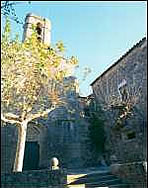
[37,36,42,42]
[36,22,42,42]
[119,87,128,101]
[126,131,136,139]
[118,79,128,101]
[36,22,42,35]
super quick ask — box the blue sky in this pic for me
[2,1,147,96]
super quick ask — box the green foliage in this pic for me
[56,41,65,52]
[88,107,105,154]
[1,18,78,122]
[1,1,29,24]
[1,17,79,173]
[2,18,11,42]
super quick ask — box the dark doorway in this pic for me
[23,141,39,170]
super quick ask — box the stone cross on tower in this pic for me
[22,13,51,46]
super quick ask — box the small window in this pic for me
[36,26,42,35]
[37,36,42,42]
[36,22,42,41]
[126,131,136,139]
[118,79,128,101]
[119,87,128,101]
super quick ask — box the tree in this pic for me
[106,86,142,130]
[88,106,105,155]
[1,1,31,24]
[98,83,142,132]
[1,19,78,172]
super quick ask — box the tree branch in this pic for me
[27,105,56,122]
[1,2,17,9]
[1,113,21,125]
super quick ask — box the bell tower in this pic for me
[22,13,51,46]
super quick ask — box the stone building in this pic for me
[35,76,91,170]
[1,13,91,173]
[90,37,147,164]
[1,78,91,172]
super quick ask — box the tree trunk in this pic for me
[13,121,28,172]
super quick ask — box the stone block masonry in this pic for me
[1,169,67,188]
[90,37,147,165]
[110,161,147,187]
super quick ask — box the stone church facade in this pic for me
[1,13,92,173]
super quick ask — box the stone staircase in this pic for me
[66,167,130,188]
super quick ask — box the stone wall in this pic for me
[42,95,91,169]
[110,161,147,187]
[91,38,147,164]
[1,169,66,188]
[1,125,18,173]
[1,122,50,172]
[1,77,92,173]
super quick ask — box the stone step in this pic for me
[67,184,145,188]
[67,166,147,188]
[67,167,110,174]
[70,174,118,184]
[67,174,87,184]
[67,169,111,184]
[85,178,123,186]
[110,183,147,188]
[67,184,85,188]
[67,172,122,183]
[67,168,125,188]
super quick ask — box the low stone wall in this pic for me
[110,161,147,187]
[1,169,67,188]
